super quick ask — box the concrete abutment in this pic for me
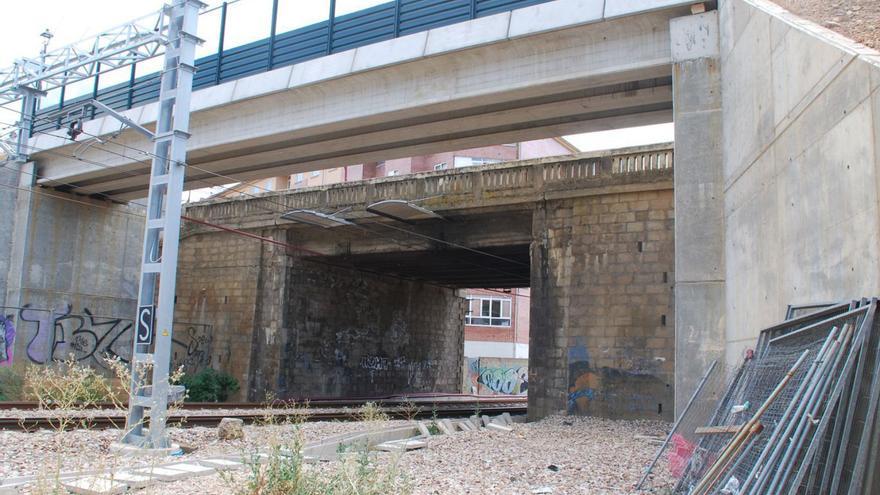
[670,10,727,414]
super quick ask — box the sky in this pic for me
[0,0,673,167]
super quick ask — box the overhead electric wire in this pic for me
[2,145,530,293]
[1,106,532,287]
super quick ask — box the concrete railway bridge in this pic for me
[2,0,880,421]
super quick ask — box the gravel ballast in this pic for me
[12,415,676,495]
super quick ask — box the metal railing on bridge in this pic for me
[32,0,556,135]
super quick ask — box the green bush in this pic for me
[180,368,240,402]
[0,367,24,401]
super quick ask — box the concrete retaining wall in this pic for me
[720,0,880,365]
[2,182,143,371]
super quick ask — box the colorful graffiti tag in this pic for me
[0,304,213,374]
[0,315,15,367]
[465,357,528,395]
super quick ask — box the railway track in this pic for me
[0,395,527,431]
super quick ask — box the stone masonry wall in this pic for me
[529,187,675,421]
[174,231,263,401]
[174,227,465,401]
[276,257,465,398]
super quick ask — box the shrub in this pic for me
[25,356,119,407]
[180,368,240,402]
[0,367,24,401]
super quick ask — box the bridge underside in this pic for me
[314,244,532,289]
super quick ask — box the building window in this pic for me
[465,296,512,327]
[453,156,503,168]
[434,162,447,171]
[388,169,399,176]
[311,170,321,177]
[295,173,304,183]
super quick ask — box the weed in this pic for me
[428,401,441,434]
[0,367,24,400]
[25,355,121,410]
[357,401,390,423]
[230,432,412,495]
[399,396,422,422]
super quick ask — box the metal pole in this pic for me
[741,326,840,494]
[393,0,401,37]
[327,0,336,54]
[764,324,851,494]
[636,360,717,490]
[267,0,278,70]
[215,1,227,85]
[120,0,204,450]
[90,64,100,119]
[691,350,810,495]
[57,73,68,129]
[14,87,40,162]
[127,63,136,109]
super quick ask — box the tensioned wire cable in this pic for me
[0,106,531,272]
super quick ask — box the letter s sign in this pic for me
[136,305,154,345]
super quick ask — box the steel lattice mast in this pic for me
[0,0,205,449]
[121,0,205,449]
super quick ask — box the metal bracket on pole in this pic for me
[88,99,156,140]
[117,0,206,451]
[9,86,46,162]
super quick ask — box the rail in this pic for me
[0,395,527,431]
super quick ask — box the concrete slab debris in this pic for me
[198,458,244,470]
[375,439,427,452]
[440,419,456,434]
[107,472,153,489]
[61,476,128,495]
[132,466,193,482]
[165,463,215,475]
[487,423,514,433]
[417,421,432,437]
[434,420,451,435]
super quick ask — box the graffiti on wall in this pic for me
[1,304,213,374]
[465,357,528,395]
[359,355,437,385]
[171,326,214,373]
[18,304,133,368]
[0,314,15,367]
[567,338,668,417]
